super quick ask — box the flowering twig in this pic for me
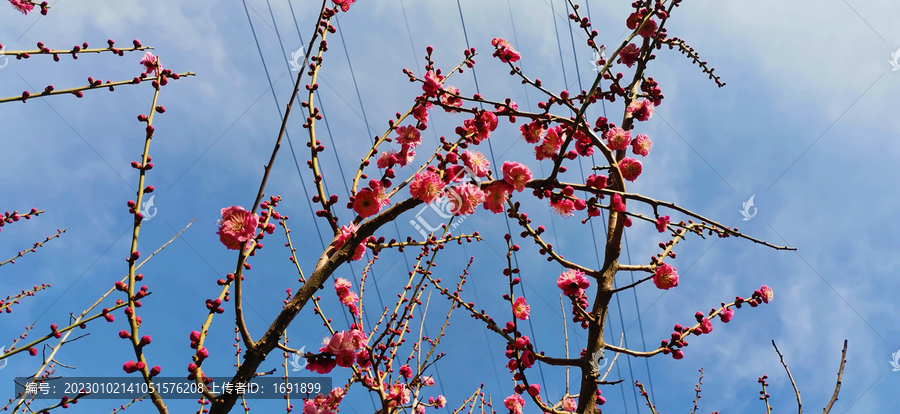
[0,228,65,267]
[0,283,50,313]
[0,71,195,104]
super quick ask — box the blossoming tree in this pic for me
[0,0,851,413]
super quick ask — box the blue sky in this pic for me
[1,0,898,412]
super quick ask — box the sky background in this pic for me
[1,0,898,412]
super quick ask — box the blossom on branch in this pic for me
[618,157,643,182]
[409,170,444,204]
[447,183,485,216]
[652,263,679,290]
[216,206,259,250]
[8,0,33,14]
[501,161,532,192]
[557,269,590,296]
[512,297,530,320]
[491,38,521,63]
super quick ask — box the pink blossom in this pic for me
[395,125,422,149]
[421,376,435,386]
[461,150,490,177]
[626,12,642,30]
[440,86,463,112]
[413,102,432,125]
[335,224,366,260]
[462,111,499,144]
[586,174,607,190]
[574,130,594,156]
[397,147,416,167]
[332,0,355,12]
[551,198,576,217]
[8,0,34,14]
[562,398,577,411]
[699,317,713,334]
[491,38,521,63]
[353,189,381,218]
[409,170,444,204]
[216,206,259,250]
[720,308,734,323]
[618,157,643,182]
[604,127,631,151]
[503,394,526,414]
[387,384,411,407]
[652,263,679,290]
[535,126,564,160]
[334,278,353,297]
[447,183,485,216]
[502,161,532,192]
[353,181,389,218]
[519,120,544,144]
[631,134,653,156]
[611,193,626,212]
[422,71,443,97]
[619,43,640,68]
[655,215,670,233]
[377,150,397,169]
[760,285,774,304]
[483,181,512,214]
[512,297,530,320]
[627,99,655,122]
[140,52,159,77]
[638,18,658,38]
[557,269,590,296]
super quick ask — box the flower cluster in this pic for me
[491,38,521,63]
[303,387,345,414]
[306,328,368,374]
[334,278,360,316]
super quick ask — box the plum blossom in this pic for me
[216,206,259,250]
[429,395,447,408]
[332,0,355,12]
[140,52,160,77]
[626,99,655,122]
[638,18,658,38]
[387,384,411,408]
[501,161,532,192]
[655,215,670,233]
[586,174,607,190]
[557,269,590,296]
[395,125,422,149]
[631,134,653,156]
[377,150,397,169]
[9,0,34,14]
[551,198,576,217]
[519,120,544,144]
[422,71,443,97]
[491,38,521,63]
[335,224,366,260]
[759,285,774,304]
[720,307,735,323]
[562,398,577,411]
[334,278,361,316]
[698,317,713,334]
[503,394,526,414]
[611,193,626,212]
[413,101,432,125]
[652,263,679,290]
[604,127,631,151]
[619,43,640,68]
[574,130,594,156]
[483,181,512,214]
[353,181,389,218]
[512,297,530,320]
[461,150,490,177]
[447,183,485,216]
[409,170,444,204]
[439,86,463,112]
[535,126,564,160]
[618,157,643,182]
